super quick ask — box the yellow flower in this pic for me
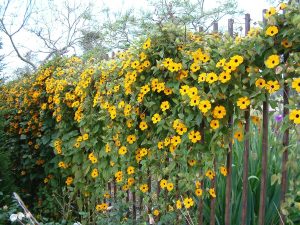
[209,188,216,198]
[176,124,187,135]
[188,159,196,166]
[153,209,160,216]
[88,153,98,164]
[198,73,206,83]
[143,60,151,68]
[251,116,260,126]
[198,100,211,113]
[140,52,147,60]
[200,53,210,62]
[183,197,194,209]
[237,97,250,110]
[234,131,243,142]
[152,113,161,124]
[265,55,280,69]
[164,137,170,146]
[171,135,181,146]
[91,168,99,178]
[65,177,73,186]
[139,121,148,130]
[122,184,129,191]
[143,38,151,49]
[255,78,266,89]
[187,87,198,98]
[131,60,140,69]
[210,120,219,130]
[292,78,300,93]
[266,80,280,94]
[105,143,111,153]
[281,39,292,48]
[140,184,149,193]
[127,134,136,144]
[140,84,150,95]
[190,63,200,73]
[213,106,226,119]
[179,70,188,79]
[205,170,215,180]
[206,72,218,84]
[163,58,173,68]
[160,101,170,111]
[219,71,231,83]
[289,109,300,124]
[118,146,127,155]
[190,95,200,106]
[188,130,201,143]
[195,181,201,188]
[223,62,237,73]
[128,177,135,186]
[115,171,123,178]
[127,166,135,175]
[216,58,226,68]
[230,55,244,66]
[265,7,276,19]
[82,133,89,141]
[167,182,174,192]
[220,166,227,176]
[279,3,287,10]
[265,26,278,36]
[157,141,164,149]
[103,192,110,198]
[164,87,173,95]
[160,179,168,189]
[195,188,203,197]
[176,200,182,209]
[180,85,190,96]
[96,203,108,211]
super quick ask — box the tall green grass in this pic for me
[199,119,300,225]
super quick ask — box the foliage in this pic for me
[0,1,300,225]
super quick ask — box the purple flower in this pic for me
[275,114,283,123]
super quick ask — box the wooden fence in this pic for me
[105,8,296,225]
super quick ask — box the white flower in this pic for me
[9,214,18,222]
[73,222,82,225]
[17,212,25,220]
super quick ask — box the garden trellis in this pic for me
[0,1,300,225]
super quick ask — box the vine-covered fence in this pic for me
[1,2,300,225]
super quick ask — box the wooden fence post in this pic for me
[280,80,289,225]
[258,10,268,225]
[213,22,218,33]
[241,13,251,225]
[132,190,137,223]
[225,18,234,225]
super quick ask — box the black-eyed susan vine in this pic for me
[0,1,300,224]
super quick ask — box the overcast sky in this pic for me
[0,0,274,77]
